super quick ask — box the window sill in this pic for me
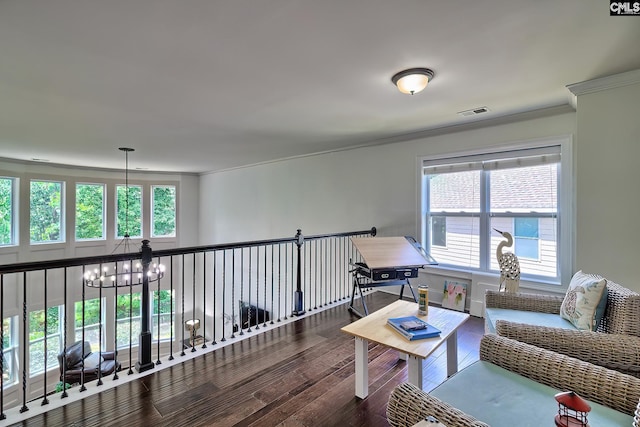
[422,264,564,294]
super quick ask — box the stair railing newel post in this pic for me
[292,229,305,316]
[135,240,154,373]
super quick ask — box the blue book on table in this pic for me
[387,316,441,341]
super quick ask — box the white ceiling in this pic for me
[1,0,639,174]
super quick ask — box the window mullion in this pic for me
[479,170,490,271]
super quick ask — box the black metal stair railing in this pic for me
[0,226,376,422]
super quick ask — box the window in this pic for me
[115,293,142,349]
[421,142,570,283]
[29,306,63,376]
[75,298,104,352]
[116,185,142,238]
[431,216,447,247]
[0,177,16,246]
[428,170,481,268]
[30,180,64,244]
[151,185,176,238]
[152,290,174,341]
[2,316,18,387]
[76,183,105,241]
[514,218,539,260]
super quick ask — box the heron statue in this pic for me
[493,228,521,293]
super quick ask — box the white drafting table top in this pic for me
[350,236,428,269]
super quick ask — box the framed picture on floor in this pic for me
[442,280,467,312]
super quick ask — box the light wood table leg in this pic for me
[407,355,423,390]
[354,337,368,398]
[446,329,459,377]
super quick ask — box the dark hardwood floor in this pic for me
[10,292,484,427]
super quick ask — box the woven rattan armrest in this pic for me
[484,290,562,313]
[387,382,490,427]
[495,320,640,377]
[480,334,640,415]
[599,280,640,336]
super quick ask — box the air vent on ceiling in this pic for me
[458,107,490,117]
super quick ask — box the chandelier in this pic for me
[84,260,165,288]
[84,147,165,288]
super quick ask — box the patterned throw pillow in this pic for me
[560,270,607,331]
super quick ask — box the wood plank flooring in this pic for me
[9,292,484,427]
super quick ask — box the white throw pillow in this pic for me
[560,270,607,331]
[82,352,104,369]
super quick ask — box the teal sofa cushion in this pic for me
[430,361,633,426]
[484,307,576,334]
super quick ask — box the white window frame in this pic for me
[0,176,17,247]
[417,136,574,285]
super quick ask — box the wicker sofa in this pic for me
[484,279,640,336]
[386,334,640,427]
[495,319,640,378]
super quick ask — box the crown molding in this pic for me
[566,69,640,96]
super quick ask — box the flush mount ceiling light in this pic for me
[391,68,435,95]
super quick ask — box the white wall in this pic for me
[199,111,577,312]
[200,113,576,243]
[574,79,640,290]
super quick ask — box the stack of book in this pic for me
[387,316,441,341]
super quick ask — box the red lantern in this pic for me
[555,391,591,427]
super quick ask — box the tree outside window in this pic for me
[115,293,142,349]
[0,177,14,246]
[151,186,176,238]
[30,180,63,244]
[152,290,174,341]
[75,298,104,352]
[3,317,18,386]
[29,306,63,376]
[76,183,105,240]
[116,185,142,238]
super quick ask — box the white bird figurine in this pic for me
[494,228,521,293]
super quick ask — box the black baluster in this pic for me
[239,249,244,336]
[168,256,175,360]
[180,254,186,357]
[201,253,207,349]
[1,274,6,418]
[41,270,49,405]
[20,271,28,413]
[221,251,227,341]
[230,250,236,339]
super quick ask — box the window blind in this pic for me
[423,145,561,175]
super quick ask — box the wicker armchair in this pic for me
[485,279,640,336]
[495,319,640,377]
[387,335,640,427]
